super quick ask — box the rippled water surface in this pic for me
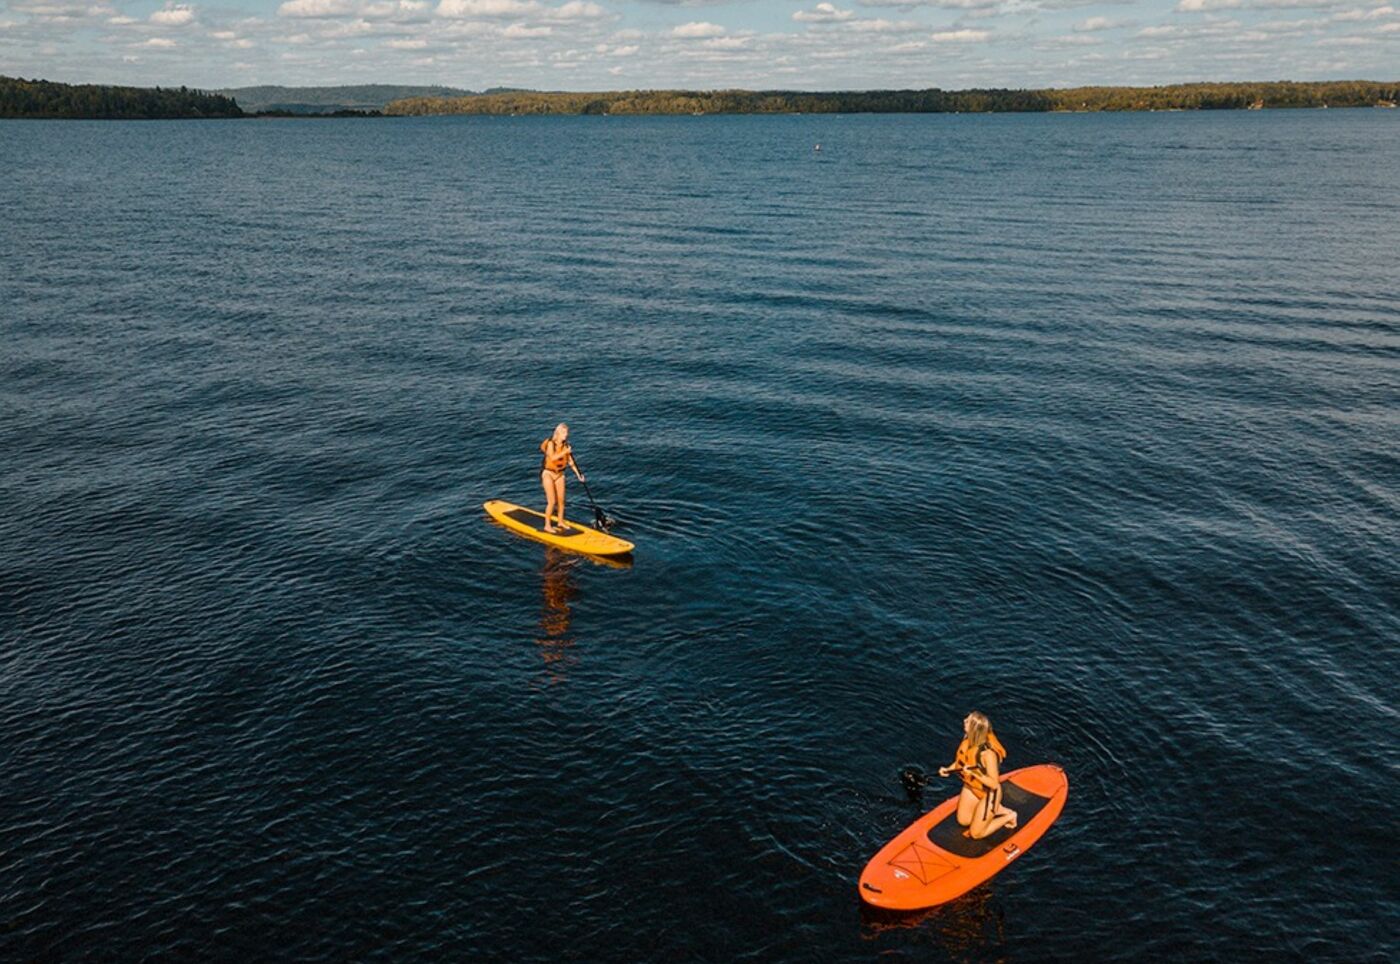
[2,112,1398,960]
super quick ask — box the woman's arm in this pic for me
[569,452,584,481]
[974,748,1002,789]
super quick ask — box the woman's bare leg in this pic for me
[542,472,558,532]
[553,475,566,529]
[956,788,978,827]
[970,809,1017,839]
[969,788,1016,839]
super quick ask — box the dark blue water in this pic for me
[2,112,1398,961]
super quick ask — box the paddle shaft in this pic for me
[570,458,611,527]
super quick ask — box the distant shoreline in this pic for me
[3,76,1397,120]
[388,82,1400,118]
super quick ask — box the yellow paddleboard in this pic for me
[483,499,635,557]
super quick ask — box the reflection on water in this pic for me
[532,547,632,683]
[536,549,580,684]
[860,885,1005,959]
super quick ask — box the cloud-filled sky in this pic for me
[1,0,1397,91]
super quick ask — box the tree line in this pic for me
[387,82,1400,116]
[1,76,243,119]
[4,76,1397,120]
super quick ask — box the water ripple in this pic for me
[2,111,1397,961]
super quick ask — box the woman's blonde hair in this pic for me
[553,422,569,440]
[966,711,991,746]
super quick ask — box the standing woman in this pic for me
[938,711,1018,839]
[539,423,585,533]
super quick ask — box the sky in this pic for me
[1,0,1397,91]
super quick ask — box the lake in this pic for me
[2,110,1397,960]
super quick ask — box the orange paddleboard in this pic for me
[859,764,1067,910]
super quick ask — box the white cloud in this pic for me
[385,36,429,46]
[11,0,114,19]
[1332,4,1393,18]
[278,0,356,16]
[1035,0,1126,7]
[930,27,989,41]
[700,35,750,48]
[435,0,537,17]
[320,17,379,36]
[1178,0,1350,8]
[611,43,639,55]
[438,18,492,34]
[847,17,918,31]
[793,2,854,22]
[862,0,1005,10]
[149,3,195,25]
[1075,15,1123,30]
[1250,0,1346,7]
[363,0,431,18]
[862,0,1000,6]
[1252,17,1321,30]
[143,36,177,46]
[672,20,724,37]
[503,21,551,35]
[550,0,605,18]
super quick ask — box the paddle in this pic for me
[572,460,613,531]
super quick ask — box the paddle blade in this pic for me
[899,766,930,801]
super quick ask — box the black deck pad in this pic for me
[926,780,1053,859]
[504,508,583,538]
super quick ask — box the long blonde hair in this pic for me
[965,710,992,747]
[552,422,569,443]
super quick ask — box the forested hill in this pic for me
[0,76,243,119]
[215,84,475,114]
[387,81,1400,116]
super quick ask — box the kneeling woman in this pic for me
[539,423,584,533]
[938,711,1017,839]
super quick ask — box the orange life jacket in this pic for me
[541,440,571,472]
[955,731,1006,799]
